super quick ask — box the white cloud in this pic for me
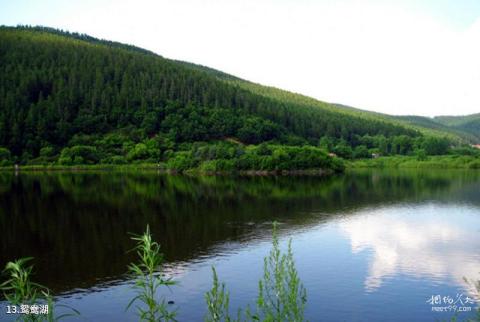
[340,205,480,299]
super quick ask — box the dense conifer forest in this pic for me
[0,26,478,170]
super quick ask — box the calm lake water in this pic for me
[0,169,479,321]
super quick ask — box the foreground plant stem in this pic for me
[205,222,308,322]
[0,257,79,321]
[127,225,176,322]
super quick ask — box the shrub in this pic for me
[0,147,12,162]
[353,145,370,159]
[421,137,450,155]
[0,257,79,321]
[39,146,55,158]
[127,225,176,321]
[415,149,427,161]
[205,267,240,322]
[199,160,217,172]
[250,224,307,321]
[0,160,12,167]
[318,136,334,151]
[127,143,149,161]
[166,152,197,172]
[95,132,133,156]
[72,156,85,165]
[58,145,99,165]
[199,160,235,172]
[468,160,480,169]
[204,223,307,322]
[333,142,353,159]
[450,147,479,156]
[109,155,128,165]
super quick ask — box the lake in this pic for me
[0,169,479,321]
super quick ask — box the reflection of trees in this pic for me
[0,169,479,294]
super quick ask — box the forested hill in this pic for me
[173,64,479,143]
[0,26,475,167]
[434,114,480,141]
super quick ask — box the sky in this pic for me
[1,0,480,117]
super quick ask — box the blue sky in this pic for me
[399,0,480,28]
[1,0,480,116]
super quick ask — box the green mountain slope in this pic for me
[174,62,477,143]
[434,114,480,141]
[393,115,479,142]
[229,83,474,142]
[0,26,476,167]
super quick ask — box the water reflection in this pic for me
[0,169,479,321]
[340,204,480,297]
[0,169,479,293]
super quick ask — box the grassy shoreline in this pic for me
[348,155,480,169]
[2,157,480,173]
[0,163,336,176]
[3,155,480,173]
[0,163,162,172]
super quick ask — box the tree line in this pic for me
[0,28,418,151]
[0,26,469,168]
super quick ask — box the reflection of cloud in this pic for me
[340,205,480,299]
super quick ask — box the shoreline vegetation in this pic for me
[2,154,480,174]
[349,155,480,169]
[0,142,345,175]
[2,159,480,174]
[1,26,480,179]
[0,26,479,175]
[0,163,336,176]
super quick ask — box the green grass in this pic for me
[205,267,240,322]
[349,155,480,169]
[204,222,307,322]
[126,225,177,322]
[0,258,79,321]
[251,223,307,321]
[1,258,44,306]
[0,163,164,172]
